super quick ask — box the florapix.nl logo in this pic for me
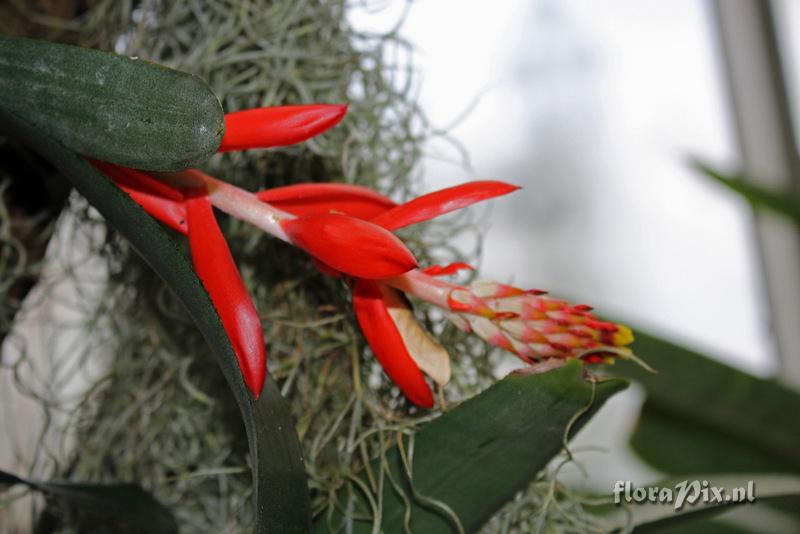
[613,480,756,511]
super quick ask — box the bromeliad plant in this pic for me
[8,17,800,534]
[92,104,636,406]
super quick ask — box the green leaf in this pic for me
[0,36,224,171]
[0,108,310,532]
[316,360,628,533]
[693,159,800,223]
[1,468,177,533]
[601,473,800,533]
[615,331,800,475]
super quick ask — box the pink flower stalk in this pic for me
[93,103,637,406]
[395,274,636,365]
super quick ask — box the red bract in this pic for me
[352,279,435,408]
[421,262,475,276]
[281,213,418,279]
[218,104,348,152]
[256,183,395,219]
[370,180,520,230]
[259,180,520,407]
[185,190,266,398]
[92,161,188,234]
[258,180,518,232]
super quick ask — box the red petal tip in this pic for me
[282,213,417,279]
[421,262,475,276]
[371,180,521,231]
[93,161,188,234]
[447,293,472,313]
[353,280,434,408]
[219,104,348,152]
[581,353,608,364]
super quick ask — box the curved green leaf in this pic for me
[1,468,177,533]
[615,331,800,475]
[317,360,628,533]
[0,108,310,532]
[0,36,224,170]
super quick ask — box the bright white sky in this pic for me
[351,0,775,377]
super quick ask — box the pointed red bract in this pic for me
[93,161,188,234]
[219,104,348,152]
[185,190,266,398]
[281,213,418,279]
[353,279,434,407]
[370,180,520,230]
[421,262,475,276]
[256,183,396,219]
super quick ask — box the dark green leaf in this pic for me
[615,331,800,475]
[0,468,177,533]
[0,36,224,170]
[631,403,794,475]
[601,473,800,533]
[1,108,310,532]
[316,360,628,533]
